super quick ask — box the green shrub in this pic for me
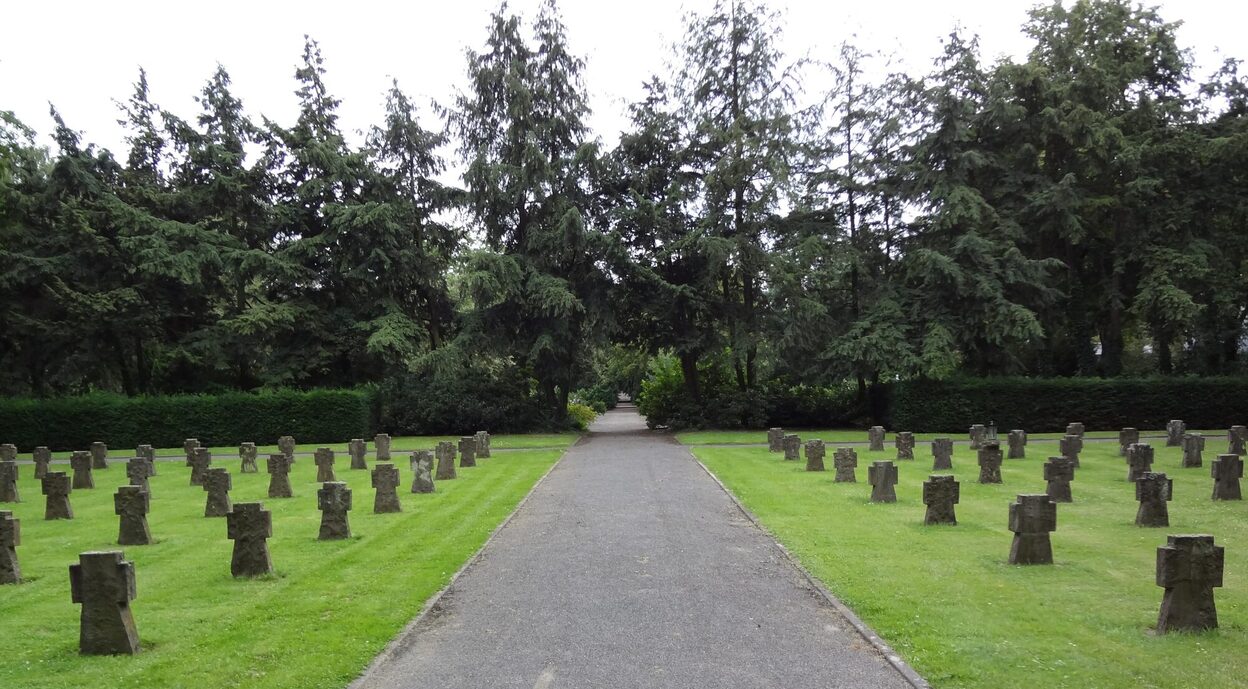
[888,376,1248,432]
[0,389,374,451]
[376,365,543,435]
[566,402,599,430]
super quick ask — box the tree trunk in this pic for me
[1156,330,1172,374]
[679,351,702,404]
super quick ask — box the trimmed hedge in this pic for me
[888,377,1248,432]
[0,389,374,452]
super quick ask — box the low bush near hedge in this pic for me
[0,389,374,451]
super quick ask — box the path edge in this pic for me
[692,456,932,689]
[347,449,569,688]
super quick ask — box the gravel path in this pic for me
[351,407,920,689]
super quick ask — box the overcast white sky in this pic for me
[2,0,1245,157]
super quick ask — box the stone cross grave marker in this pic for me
[1182,433,1205,468]
[459,436,477,468]
[1211,454,1243,501]
[1044,456,1075,503]
[183,438,200,466]
[931,438,953,471]
[1066,422,1085,438]
[782,434,801,461]
[968,424,986,450]
[126,458,149,494]
[1229,425,1247,456]
[317,482,352,540]
[1059,434,1083,468]
[923,475,959,525]
[410,451,435,494]
[475,431,492,458]
[1156,534,1224,633]
[1119,428,1140,456]
[895,432,915,460]
[868,426,885,452]
[266,454,293,498]
[868,461,897,503]
[374,433,392,462]
[69,551,140,654]
[33,446,51,480]
[70,450,94,489]
[1135,472,1173,527]
[114,486,151,546]
[833,447,858,482]
[0,443,14,461]
[278,435,296,462]
[42,472,73,519]
[349,438,368,470]
[90,441,109,470]
[372,463,401,513]
[203,467,232,517]
[314,448,336,483]
[1007,430,1027,459]
[239,442,258,473]
[0,510,20,584]
[436,441,457,480]
[1008,494,1056,565]
[977,442,1003,484]
[0,460,18,503]
[768,428,784,453]
[1126,443,1154,483]
[189,447,212,486]
[1166,420,1186,447]
[804,440,825,472]
[136,444,156,476]
[226,502,273,577]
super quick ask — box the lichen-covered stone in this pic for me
[278,435,296,461]
[923,475,959,525]
[374,434,392,462]
[0,511,20,584]
[768,428,784,453]
[782,434,801,461]
[1007,430,1026,459]
[1229,426,1247,456]
[895,432,915,460]
[239,442,258,473]
[1182,433,1205,468]
[968,424,986,450]
[1044,456,1075,503]
[90,441,109,470]
[0,461,18,503]
[266,454,293,498]
[69,551,139,655]
[114,486,151,545]
[458,436,477,468]
[70,451,94,489]
[317,482,352,540]
[931,438,953,471]
[348,439,368,470]
[202,467,232,517]
[372,463,401,513]
[1166,420,1186,447]
[833,447,858,482]
[1126,443,1154,483]
[977,442,1003,484]
[1008,494,1057,565]
[136,445,156,476]
[410,451,435,494]
[435,441,457,480]
[314,448,336,483]
[189,448,212,486]
[125,458,149,494]
[33,446,52,480]
[1119,428,1140,456]
[1156,535,1224,633]
[1059,434,1083,468]
[226,502,273,577]
[868,426,885,452]
[804,440,825,472]
[1211,454,1243,501]
[183,438,200,467]
[1135,472,1173,527]
[474,431,492,458]
[868,461,897,503]
[0,444,14,461]
[42,472,73,519]
[1065,422,1085,438]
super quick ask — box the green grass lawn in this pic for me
[0,446,563,689]
[694,441,1248,689]
[677,428,1224,445]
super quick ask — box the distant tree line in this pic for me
[2,0,1246,421]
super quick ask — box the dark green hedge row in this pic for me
[887,377,1248,432]
[0,389,374,452]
